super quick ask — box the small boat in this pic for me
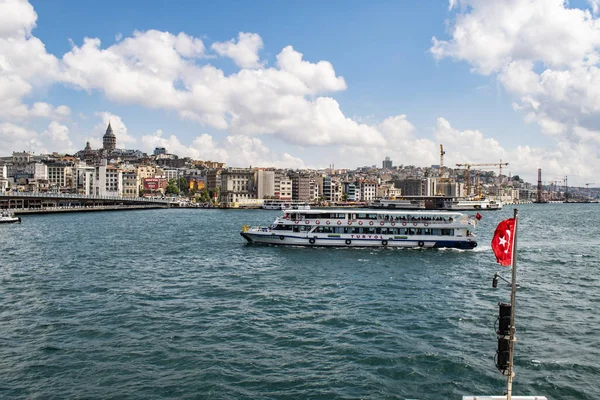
[262,199,311,210]
[0,210,21,224]
[241,209,478,249]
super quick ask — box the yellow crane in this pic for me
[455,161,509,197]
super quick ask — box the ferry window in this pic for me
[357,213,367,219]
[367,214,378,219]
[407,228,415,235]
[343,227,350,234]
[424,229,431,235]
[322,227,333,233]
[301,225,311,232]
[293,226,300,233]
[352,227,360,234]
[441,229,454,236]
[416,229,422,235]
[375,228,381,234]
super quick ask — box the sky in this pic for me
[1,0,599,186]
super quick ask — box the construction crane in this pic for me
[455,162,509,197]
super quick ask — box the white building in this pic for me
[359,181,377,201]
[26,163,48,180]
[94,161,123,196]
[0,164,8,193]
[220,168,256,205]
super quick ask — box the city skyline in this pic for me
[1,0,600,185]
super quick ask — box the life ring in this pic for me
[424,222,429,226]
[345,239,351,245]
[279,235,285,241]
[391,222,395,226]
[305,220,310,224]
[326,220,330,225]
[402,222,406,226]
[337,220,342,225]
[309,238,316,244]
[418,241,424,247]
[348,221,353,225]
[413,222,418,226]
[369,221,374,226]
[380,221,385,226]
[382,240,388,246]
[315,220,320,225]
[358,221,363,225]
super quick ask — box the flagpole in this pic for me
[506,208,518,400]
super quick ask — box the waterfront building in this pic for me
[122,168,138,198]
[26,162,48,181]
[256,170,275,199]
[0,164,8,193]
[274,170,292,200]
[136,165,157,192]
[291,173,312,202]
[394,178,437,196]
[75,164,94,195]
[359,180,377,201]
[344,183,356,201]
[206,170,222,191]
[322,176,332,201]
[220,168,256,205]
[45,161,73,190]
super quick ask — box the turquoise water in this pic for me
[1,205,598,399]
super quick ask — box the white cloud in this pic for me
[432,118,600,186]
[140,129,305,168]
[211,32,264,68]
[40,121,75,153]
[431,0,600,184]
[0,0,37,38]
[0,120,76,155]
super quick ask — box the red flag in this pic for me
[491,218,516,266]
[475,212,482,220]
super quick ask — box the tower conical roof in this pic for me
[104,122,115,137]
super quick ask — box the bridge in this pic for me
[0,192,175,214]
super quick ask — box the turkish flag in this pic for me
[491,218,516,266]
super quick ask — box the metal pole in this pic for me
[506,208,518,399]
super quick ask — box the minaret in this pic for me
[103,122,116,152]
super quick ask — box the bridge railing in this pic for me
[0,192,173,204]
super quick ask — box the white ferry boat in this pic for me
[262,200,311,210]
[370,196,502,211]
[241,209,477,249]
[0,210,21,224]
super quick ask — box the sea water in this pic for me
[0,204,598,399]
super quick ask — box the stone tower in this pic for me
[103,122,116,152]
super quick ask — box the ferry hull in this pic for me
[241,232,476,249]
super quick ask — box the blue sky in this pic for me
[2,0,600,185]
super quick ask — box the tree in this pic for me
[512,175,520,181]
[166,179,180,195]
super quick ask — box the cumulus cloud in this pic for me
[0,120,76,155]
[432,118,599,186]
[431,0,600,184]
[211,32,264,68]
[0,0,69,120]
[140,129,306,168]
